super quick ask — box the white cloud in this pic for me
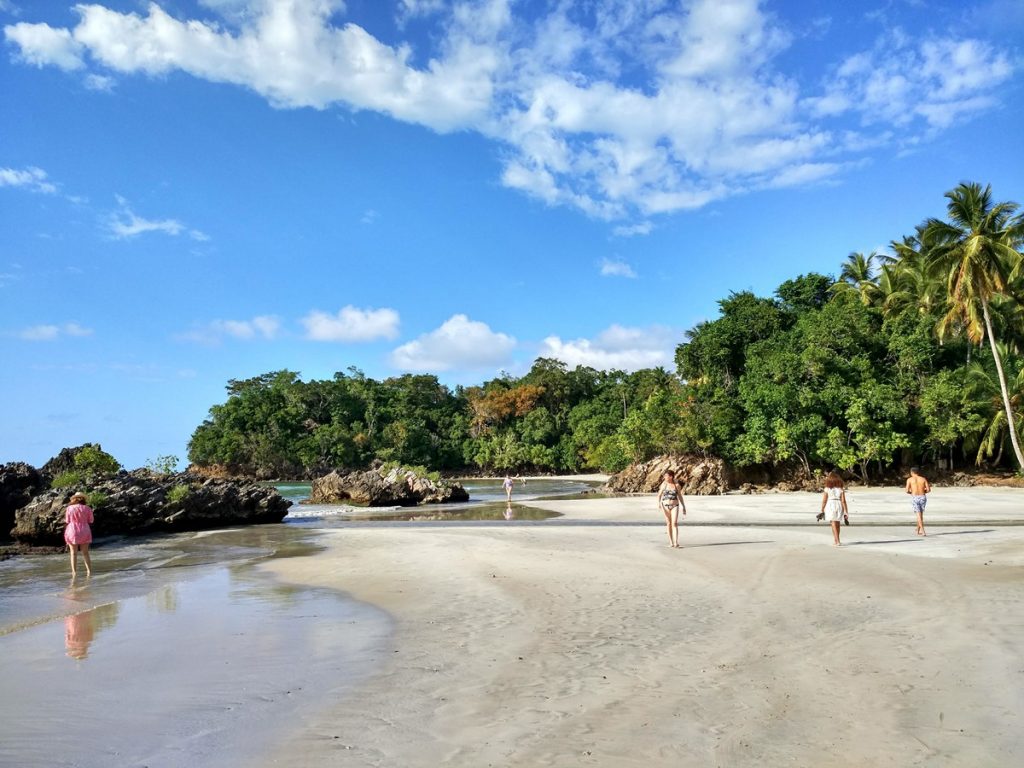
[16,322,94,341]
[83,72,114,91]
[5,19,83,70]
[107,195,204,240]
[178,315,281,345]
[0,166,57,194]
[539,325,676,371]
[4,1,1016,219]
[303,305,400,342]
[397,0,447,23]
[814,31,1014,133]
[390,314,516,371]
[612,222,653,238]
[599,258,637,278]
[4,0,496,132]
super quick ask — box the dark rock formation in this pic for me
[1,462,43,540]
[39,444,103,482]
[602,454,731,495]
[11,470,291,546]
[309,466,469,506]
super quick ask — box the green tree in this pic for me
[926,182,1024,470]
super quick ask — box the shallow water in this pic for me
[0,526,391,768]
[0,477,597,766]
[281,476,597,522]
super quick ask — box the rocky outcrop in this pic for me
[1,462,43,540]
[309,466,469,506]
[39,444,103,482]
[11,470,291,546]
[602,454,731,495]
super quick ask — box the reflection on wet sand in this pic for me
[356,502,556,522]
[64,602,120,660]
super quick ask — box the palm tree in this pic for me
[965,350,1024,466]
[836,251,880,306]
[925,182,1024,470]
[883,243,935,319]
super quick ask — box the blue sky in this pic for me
[2,0,1022,469]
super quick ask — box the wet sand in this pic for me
[261,487,1024,767]
[0,527,390,768]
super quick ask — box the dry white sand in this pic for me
[261,487,1024,767]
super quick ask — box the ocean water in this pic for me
[280,476,598,522]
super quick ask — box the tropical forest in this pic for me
[188,183,1024,481]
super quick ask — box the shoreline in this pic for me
[2,488,1021,766]
[0,525,391,768]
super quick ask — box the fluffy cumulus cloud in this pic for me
[539,324,676,371]
[0,166,57,194]
[178,315,281,344]
[390,314,516,371]
[302,305,400,342]
[17,322,94,341]
[4,1,1017,219]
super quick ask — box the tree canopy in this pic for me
[189,182,1024,479]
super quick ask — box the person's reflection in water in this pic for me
[64,611,96,660]
[504,503,515,520]
[62,602,120,661]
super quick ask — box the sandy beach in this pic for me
[261,487,1024,767]
[2,486,1022,767]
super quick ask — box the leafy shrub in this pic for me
[380,462,441,483]
[145,455,180,475]
[51,470,85,490]
[84,491,108,509]
[74,445,121,478]
[50,446,121,489]
[166,484,191,505]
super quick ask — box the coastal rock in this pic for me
[1,462,43,539]
[951,472,976,488]
[309,466,469,506]
[39,444,103,482]
[602,454,730,495]
[11,470,291,546]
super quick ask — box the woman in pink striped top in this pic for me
[65,492,94,577]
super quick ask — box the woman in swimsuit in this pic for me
[657,470,686,548]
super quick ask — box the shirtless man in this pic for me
[905,467,931,536]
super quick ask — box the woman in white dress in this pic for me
[819,471,848,547]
